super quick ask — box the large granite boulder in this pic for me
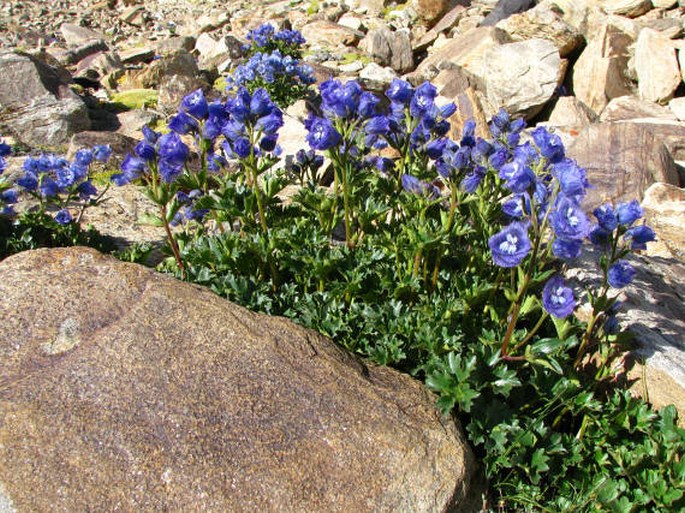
[0,51,90,148]
[0,247,475,513]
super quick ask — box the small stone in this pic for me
[359,62,397,91]
[546,96,598,127]
[668,97,685,122]
[600,0,652,17]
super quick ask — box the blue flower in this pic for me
[616,200,643,227]
[499,160,536,193]
[305,116,341,150]
[74,149,94,167]
[385,78,413,104]
[410,82,438,119]
[553,159,589,199]
[93,144,112,162]
[552,238,582,260]
[588,225,611,246]
[460,167,486,193]
[113,154,146,185]
[488,222,532,268]
[180,89,209,119]
[135,140,157,161]
[550,195,590,241]
[157,132,189,166]
[401,174,439,199]
[532,126,565,163]
[55,209,72,225]
[593,204,618,232]
[624,224,656,250]
[542,275,576,319]
[168,111,199,135]
[608,259,636,288]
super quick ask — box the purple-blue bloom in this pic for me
[552,238,582,260]
[553,159,589,199]
[624,224,656,250]
[157,132,189,166]
[181,89,209,119]
[550,195,591,241]
[616,200,643,227]
[608,259,636,288]
[593,203,618,232]
[305,116,341,150]
[542,275,576,319]
[401,174,439,199]
[55,208,72,225]
[532,126,565,163]
[385,78,413,104]
[499,160,536,193]
[488,222,532,268]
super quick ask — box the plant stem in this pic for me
[160,204,185,278]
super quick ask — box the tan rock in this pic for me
[566,122,680,211]
[445,88,494,141]
[0,247,475,513]
[642,182,685,261]
[600,95,678,122]
[635,28,681,104]
[571,23,633,114]
[481,39,562,119]
[411,26,512,84]
[600,0,652,17]
[300,20,363,48]
[650,0,678,7]
[412,0,452,26]
[545,96,598,127]
[668,97,685,121]
[496,0,584,57]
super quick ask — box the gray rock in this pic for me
[0,247,475,513]
[115,109,161,139]
[0,51,90,149]
[157,74,205,115]
[359,62,398,91]
[155,36,197,55]
[481,39,562,119]
[566,122,681,211]
[301,21,363,48]
[360,28,413,73]
[59,23,108,47]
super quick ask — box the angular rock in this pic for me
[600,95,678,122]
[0,51,90,149]
[74,51,123,84]
[445,88,494,141]
[412,0,453,26]
[115,109,161,139]
[634,28,681,104]
[60,23,108,47]
[0,247,475,513]
[600,0,652,17]
[338,12,366,31]
[480,39,562,119]
[155,36,197,55]
[359,62,398,91]
[566,122,680,211]
[411,26,512,84]
[195,33,231,66]
[360,28,413,73]
[346,0,386,16]
[669,97,685,122]
[480,0,537,27]
[642,182,685,261]
[301,21,363,48]
[157,75,205,115]
[545,96,598,127]
[496,0,583,57]
[651,0,678,7]
[119,46,156,65]
[121,49,199,90]
[571,23,633,114]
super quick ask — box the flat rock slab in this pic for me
[0,247,474,513]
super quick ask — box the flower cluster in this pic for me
[0,136,17,215]
[589,199,655,289]
[244,23,306,58]
[16,145,111,224]
[228,50,314,108]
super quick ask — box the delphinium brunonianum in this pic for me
[113,86,284,283]
[0,136,17,216]
[15,145,112,226]
[228,23,314,108]
[113,66,683,509]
